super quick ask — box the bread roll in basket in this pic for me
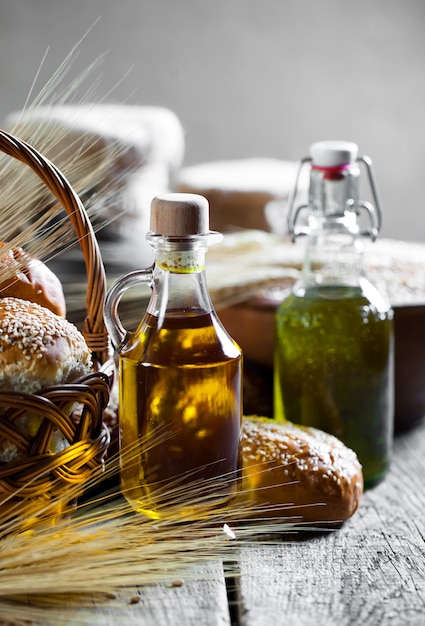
[0,130,114,532]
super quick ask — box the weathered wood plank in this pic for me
[0,561,231,626]
[134,561,232,626]
[82,561,229,626]
[236,419,425,626]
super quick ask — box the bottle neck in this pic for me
[296,162,366,290]
[147,241,213,317]
[299,218,365,290]
[309,162,360,219]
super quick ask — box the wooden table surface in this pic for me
[2,413,422,626]
[14,252,421,625]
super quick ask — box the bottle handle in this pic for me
[104,267,154,349]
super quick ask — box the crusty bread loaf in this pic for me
[0,244,66,316]
[176,158,308,234]
[0,297,93,463]
[0,297,91,395]
[5,105,186,270]
[241,416,363,525]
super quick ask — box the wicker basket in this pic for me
[0,129,114,531]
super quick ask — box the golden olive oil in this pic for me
[119,309,242,519]
[275,283,393,487]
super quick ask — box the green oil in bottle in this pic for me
[277,140,394,488]
[275,282,393,487]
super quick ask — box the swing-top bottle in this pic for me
[274,140,394,488]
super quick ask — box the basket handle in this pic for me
[0,129,111,367]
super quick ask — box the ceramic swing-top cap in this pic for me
[310,140,358,167]
[150,193,210,236]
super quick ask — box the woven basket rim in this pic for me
[0,129,112,366]
[0,129,113,521]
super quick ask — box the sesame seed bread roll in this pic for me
[0,297,93,463]
[242,416,363,525]
[0,244,66,317]
[0,297,92,395]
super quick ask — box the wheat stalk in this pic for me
[0,439,303,626]
[0,44,135,288]
[0,41,322,626]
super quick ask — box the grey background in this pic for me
[0,0,424,242]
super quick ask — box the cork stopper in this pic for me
[150,193,210,236]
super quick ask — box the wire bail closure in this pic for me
[287,154,383,242]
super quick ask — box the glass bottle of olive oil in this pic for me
[274,141,394,488]
[104,193,242,519]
